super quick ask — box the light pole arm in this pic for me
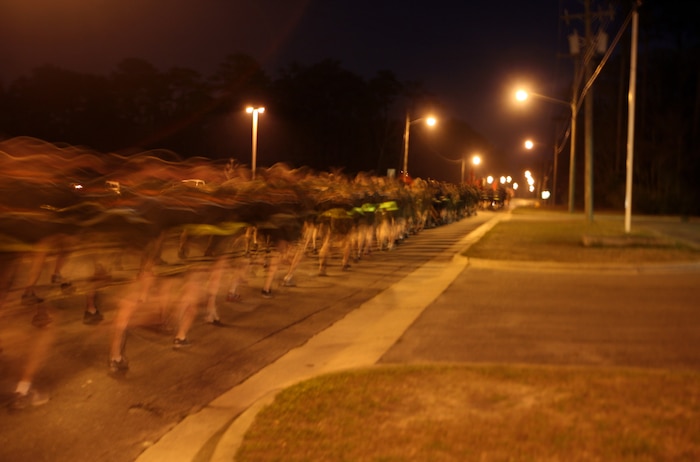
[527,91,572,109]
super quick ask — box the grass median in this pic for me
[465,209,700,264]
[236,365,700,461]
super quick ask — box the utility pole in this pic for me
[624,1,641,233]
[584,0,595,223]
[563,0,614,222]
[568,61,578,215]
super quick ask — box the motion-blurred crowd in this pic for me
[1,136,480,409]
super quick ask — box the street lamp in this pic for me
[516,89,577,213]
[524,170,536,195]
[471,154,481,185]
[402,113,436,178]
[245,106,265,180]
[461,153,481,184]
[523,138,552,202]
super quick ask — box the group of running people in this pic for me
[0,136,480,409]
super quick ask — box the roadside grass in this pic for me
[464,215,700,263]
[236,364,700,461]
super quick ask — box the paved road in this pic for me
[381,261,700,369]
[380,211,700,370]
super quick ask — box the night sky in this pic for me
[3,0,571,180]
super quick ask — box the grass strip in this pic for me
[464,219,700,263]
[236,364,700,461]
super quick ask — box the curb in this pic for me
[467,257,700,274]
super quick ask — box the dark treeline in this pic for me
[0,54,488,183]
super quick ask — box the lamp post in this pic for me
[462,154,481,184]
[402,113,436,178]
[470,154,481,185]
[245,106,265,180]
[461,154,480,184]
[516,89,577,213]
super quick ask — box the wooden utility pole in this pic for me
[584,0,595,223]
[563,0,614,222]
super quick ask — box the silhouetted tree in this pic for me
[4,65,114,149]
[271,59,377,172]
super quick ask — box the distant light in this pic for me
[500,176,506,184]
[182,179,205,187]
[529,185,535,192]
[524,139,534,150]
[524,170,532,178]
[541,190,551,200]
[246,106,265,114]
[487,175,494,184]
[472,155,481,166]
[426,117,437,126]
[515,90,529,101]
[105,180,121,194]
[506,176,512,183]
[527,177,535,186]
[513,183,519,190]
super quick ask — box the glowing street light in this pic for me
[516,89,570,109]
[462,154,481,184]
[245,106,265,180]
[515,89,529,102]
[470,154,481,185]
[523,138,553,203]
[523,170,537,195]
[402,113,437,178]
